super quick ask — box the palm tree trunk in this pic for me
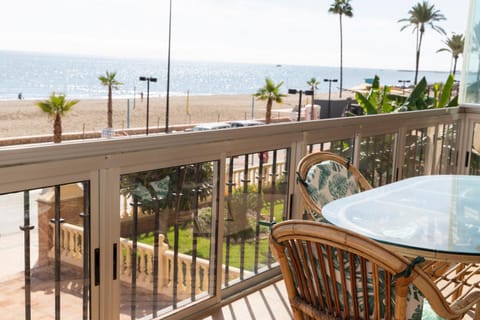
[108,86,113,128]
[265,98,273,124]
[414,49,420,85]
[452,57,458,75]
[414,28,424,85]
[339,14,343,98]
[54,113,62,143]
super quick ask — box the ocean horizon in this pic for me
[0,50,456,101]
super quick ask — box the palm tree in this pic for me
[98,71,123,128]
[328,0,353,99]
[253,78,286,124]
[437,33,464,75]
[36,93,79,143]
[398,1,446,84]
[306,77,320,119]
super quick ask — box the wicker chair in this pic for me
[296,152,372,220]
[422,260,480,318]
[270,220,480,320]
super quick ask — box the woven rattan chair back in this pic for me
[296,152,372,220]
[270,220,480,320]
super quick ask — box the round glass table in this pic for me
[322,175,480,263]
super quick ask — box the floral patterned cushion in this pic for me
[305,160,361,219]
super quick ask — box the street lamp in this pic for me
[323,79,338,118]
[139,76,157,135]
[288,89,313,121]
[398,80,411,95]
[165,0,173,133]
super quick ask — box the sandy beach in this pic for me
[0,91,349,139]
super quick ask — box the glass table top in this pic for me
[322,175,480,257]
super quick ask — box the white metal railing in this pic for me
[229,162,286,188]
[119,162,286,219]
[3,106,480,319]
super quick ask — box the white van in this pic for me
[229,120,264,127]
[191,122,231,131]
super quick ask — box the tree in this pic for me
[399,1,446,84]
[253,78,286,124]
[98,71,123,128]
[437,33,464,75]
[120,163,214,242]
[36,93,79,143]
[306,77,320,119]
[328,0,353,98]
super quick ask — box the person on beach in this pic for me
[18,92,23,100]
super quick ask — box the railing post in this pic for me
[158,234,169,287]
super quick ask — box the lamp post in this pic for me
[165,0,173,133]
[288,89,313,121]
[324,79,338,118]
[453,80,460,96]
[139,76,157,135]
[398,80,410,95]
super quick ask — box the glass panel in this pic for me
[309,138,355,159]
[435,123,458,174]
[402,127,432,179]
[119,162,218,319]
[469,123,480,175]
[320,139,354,159]
[460,0,480,104]
[0,182,91,319]
[359,134,396,187]
[223,149,290,287]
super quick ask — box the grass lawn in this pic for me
[138,200,285,271]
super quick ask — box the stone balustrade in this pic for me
[52,223,240,294]
[48,223,84,267]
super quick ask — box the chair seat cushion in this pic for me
[306,160,361,208]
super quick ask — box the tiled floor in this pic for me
[201,281,293,320]
[1,271,477,319]
[0,268,86,320]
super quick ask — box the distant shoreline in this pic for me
[0,92,351,139]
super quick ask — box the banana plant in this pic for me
[395,77,428,111]
[395,74,457,111]
[354,75,396,115]
[354,74,458,115]
[432,73,458,108]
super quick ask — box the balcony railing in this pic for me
[0,106,479,319]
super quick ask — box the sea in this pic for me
[0,50,455,101]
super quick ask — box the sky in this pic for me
[0,0,470,71]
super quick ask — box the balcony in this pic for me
[0,106,479,319]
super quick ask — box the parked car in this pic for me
[191,122,231,131]
[229,120,264,127]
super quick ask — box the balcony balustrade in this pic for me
[0,106,479,319]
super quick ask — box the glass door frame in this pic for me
[0,157,102,320]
